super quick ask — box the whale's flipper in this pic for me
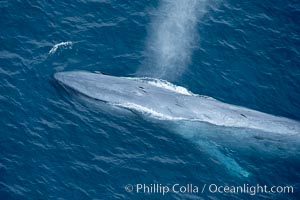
[197,140,249,177]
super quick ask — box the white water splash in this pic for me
[49,41,72,55]
[126,77,195,96]
[140,0,208,79]
[147,79,194,96]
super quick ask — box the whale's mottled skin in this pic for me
[54,71,300,135]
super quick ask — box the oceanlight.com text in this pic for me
[124,183,294,196]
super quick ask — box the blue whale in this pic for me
[54,71,300,135]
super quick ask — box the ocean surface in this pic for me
[1,0,300,199]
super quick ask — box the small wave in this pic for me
[115,102,186,120]
[49,41,72,55]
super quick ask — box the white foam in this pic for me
[49,41,72,55]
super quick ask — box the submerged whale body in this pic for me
[54,71,300,135]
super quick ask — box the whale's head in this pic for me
[54,71,154,105]
[54,71,140,103]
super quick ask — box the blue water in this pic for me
[1,0,300,199]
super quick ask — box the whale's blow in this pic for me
[139,0,208,79]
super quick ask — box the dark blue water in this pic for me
[1,0,300,199]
